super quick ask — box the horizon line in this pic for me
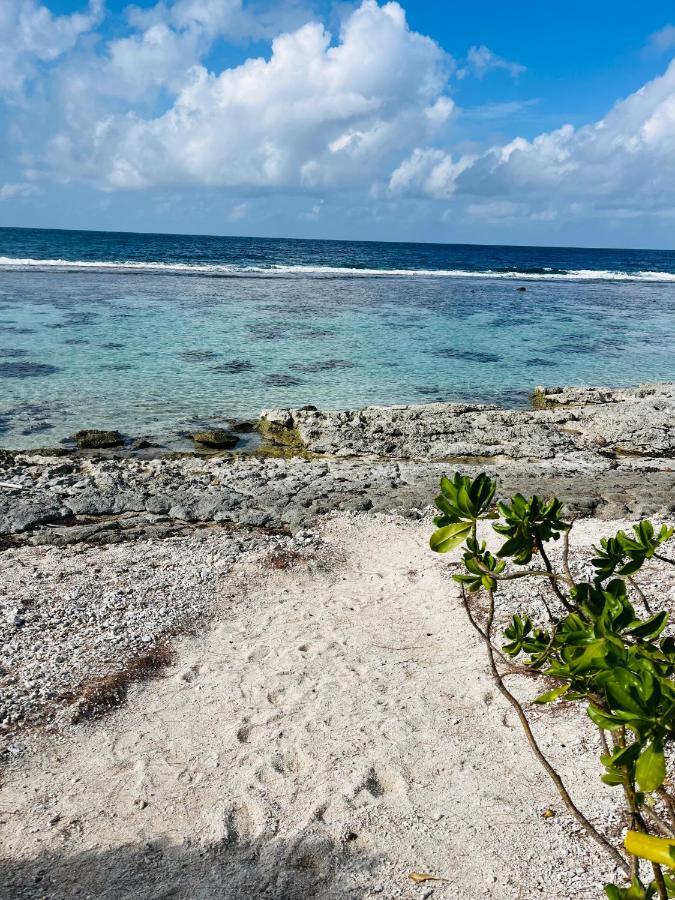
[1,223,673,255]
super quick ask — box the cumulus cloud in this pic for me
[38,1,453,191]
[2,0,675,238]
[0,0,102,98]
[390,58,675,219]
[388,148,472,199]
[458,45,525,80]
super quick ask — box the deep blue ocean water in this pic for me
[1,226,674,449]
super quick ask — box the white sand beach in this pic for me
[4,511,672,899]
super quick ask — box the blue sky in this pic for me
[1,0,675,246]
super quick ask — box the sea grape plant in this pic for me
[429,473,675,899]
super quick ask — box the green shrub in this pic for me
[430,473,675,898]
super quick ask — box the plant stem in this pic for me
[561,525,576,588]
[612,731,671,889]
[627,576,652,615]
[657,788,675,832]
[535,536,574,611]
[642,805,675,839]
[476,560,570,587]
[464,586,629,875]
[654,552,675,566]
[652,862,668,900]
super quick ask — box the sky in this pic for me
[1,0,675,247]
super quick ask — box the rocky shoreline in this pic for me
[0,382,673,546]
[1,382,673,751]
[2,383,675,900]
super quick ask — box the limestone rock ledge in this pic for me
[260,382,675,463]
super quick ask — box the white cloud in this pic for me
[0,182,38,200]
[388,148,473,199]
[0,0,102,98]
[461,99,538,121]
[458,45,525,80]
[390,58,675,219]
[2,0,675,241]
[647,25,675,54]
[38,1,453,191]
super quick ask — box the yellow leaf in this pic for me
[624,831,675,868]
[408,872,448,883]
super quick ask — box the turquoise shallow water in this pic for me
[1,228,674,449]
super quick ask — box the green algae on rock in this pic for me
[191,430,239,449]
[72,429,124,449]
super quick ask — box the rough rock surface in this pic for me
[0,454,674,547]
[261,382,675,461]
[0,384,673,547]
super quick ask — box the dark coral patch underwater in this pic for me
[0,362,59,378]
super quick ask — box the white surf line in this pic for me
[1,256,675,281]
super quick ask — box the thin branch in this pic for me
[657,788,675,832]
[475,559,571,589]
[597,727,610,757]
[642,805,675,839]
[464,585,629,875]
[654,552,675,566]
[458,590,525,668]
[561,523,576,588]
[627,576,652,615]
[535,536,574,612]
[538,589,557,628]
[652,862,668,900]
[615,731,645,880]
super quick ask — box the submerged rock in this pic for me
[229,420,256,433]
[71,429,124,449]
[191,430,239,449]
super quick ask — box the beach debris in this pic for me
[408,872,449,884]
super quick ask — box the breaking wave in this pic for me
[1,256,675,281]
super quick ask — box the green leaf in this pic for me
[588,704,625,730]
[533,684,570,704]
[635,739,666,792]
[429,521,472,553]
[601,742,641,769]
[434,494,459,520]
[601,771,626,786]
[604,876,655,899]
[626,611,669,641]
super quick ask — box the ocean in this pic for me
[1,226,674,450]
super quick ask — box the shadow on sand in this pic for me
[1,824,378,900]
